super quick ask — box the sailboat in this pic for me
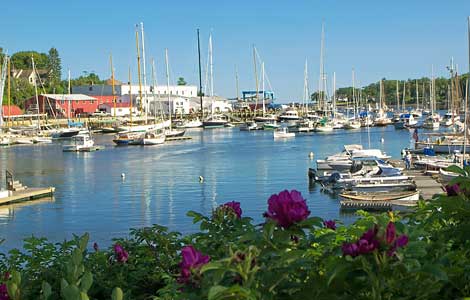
[162,49,185,137]
[344,70,361,129]
[253,51,277,123]
[202,33,229,129]
[374,80,392,126]
[411,80,423,117]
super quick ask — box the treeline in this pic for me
[0,48,105,108]
[313,74,470,109]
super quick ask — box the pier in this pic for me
[0,171,55,206]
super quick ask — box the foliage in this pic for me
[47,48,62,88]
[1,179,470,299]
[177,77,187,86]
[11,51,49,70]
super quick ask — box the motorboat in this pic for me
[0,137,11,146]
[343,119,361,130]
[288,119,315,133]
[394,113,418,129]
[33,137,53,144]
[315,145,390,171]
[63,134,96,152]
[279,109,300,121]
[139,130,166,145]
[254,114,277,122]
[51,128,84,139]
[415,135,470,153]
[422,115,440,129]
[240,121,259,131]
[165,129,186,138]
[203,115,229,128]
[263,120,281,130]
[441,112,460,127]
[14,137,34,145]
[273,127,295,139]
[113,131,143,146]
[175,119,203,128]
[340,190,420,202]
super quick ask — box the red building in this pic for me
[25,94,101,118]
[1,105,23,117]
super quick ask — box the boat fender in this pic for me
[381,137,385,143]
[121,173,125,179]
[199,176,204,183]
[309,152,314,159]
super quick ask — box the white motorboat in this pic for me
[441,112,460,127]
[14,137,34,145]
[165,129,186,138]
[439,168,460,183]
[422,115,440,129]
[240,121,259,131]
[279,109,300,121]
[344,119,361,130]
[263,120,281,130]
[63,134,95,152]
[203,115,229,128]
[140,130,166,145]
[340,190,420,202]
[0,137,11,146]
[273,127,295,139]
[254,114,277,122]
[33,137,53,144]
[394,113,418,129]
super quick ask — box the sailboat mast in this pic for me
[304,59,309,115]
[135,26,143,116]
[151,59,160,121]
[319,22,325,112]
[7,56,10,126]
[332,71,336,119]
[129,67,133,125]
[396,80,400,111]
[165,49,172,130]
[416,80,419,110]
[31,56,41,130]
[464,17,470,165]
[352,69,356,118]
[402,81,406,111]
[209,33,214,97]
[261,61,265,116]
[235,66,240,102]
[67,69,71,121]
[140,22,149,123]
[253,46,259,116]
[110,54,116,118]
[197,29,203,119]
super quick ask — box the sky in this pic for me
[2,0,470,102]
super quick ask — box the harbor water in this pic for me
[0,126,417,249]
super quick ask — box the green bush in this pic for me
[1,173,470,300]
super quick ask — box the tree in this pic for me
[47,48,61,88]
[177,77,187,86]
[11,51,48,69]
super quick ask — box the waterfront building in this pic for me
[98,102,139,117]
[24,94,99,117]
[1,105,22,117]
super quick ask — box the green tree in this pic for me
[47,47,61,88]
[11,51,48,70]
[177,77,187,86]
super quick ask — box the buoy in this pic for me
[309,152,314,159]
[199,176,204,183]
[381,137,385,143]
[121,173,125,179]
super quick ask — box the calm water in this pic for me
[0,126,417,250]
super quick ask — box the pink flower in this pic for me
[221,201,242,218]
[179,245,210,283]
[264,190,311,228]
[342,242,359,257]
[0,283,8,300]
[113,243,129,263]
[323,220,336,230]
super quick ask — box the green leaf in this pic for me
[41,281,52,300]
[79,272,93,292]
[421,264,448,281]
[111,287,123,300]
[200,261,224,274]
[187,211,205,223]
[62,284,80,300]
[79,233,89,251]
[263,220,276,240]
[208,285,228,300]
[445,165,466,176]
[299,217,323,228]
[79,292,90,300]
[6,282,18,299]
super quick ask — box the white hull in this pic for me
[315,126,334,132]
[142,137,165,145]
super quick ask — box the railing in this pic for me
[6,170,13,191]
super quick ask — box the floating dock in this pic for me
[0,187,55,205]
[166,136,192,142]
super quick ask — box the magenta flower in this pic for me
[0,283,8,300]
[93,242,99,252]
[221,201,242,218]
[179,245,210,283]
[385,222,396,244]
[445,184,461,196]
[342,242,359,257]
[264,190,311,228]
[323,220,337,230]
[113,243,129,263]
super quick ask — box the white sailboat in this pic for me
[423,72,440,129]
[163,49,186,137]
[344,69,361,129]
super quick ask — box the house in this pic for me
[98,102,139,117]
[11,69,50,85]
[24,94,99,118]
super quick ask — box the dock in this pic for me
[389,160,445,200]
[0,170,56,206]
[0,187,55,205]
[166,136,192,142]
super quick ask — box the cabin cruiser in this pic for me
[441,112,460,127]
[315,144,390,171]
[273,127,295,139]
[410,109,423,118]
[422,114,440,129]
[240,121,259,131]
[394,113,418,129]
[139,130,166,145]
[52,127,89,139]
[175,119,203,128]
[63,134,95,152]
[203,114,229,128]
[263,120,281,130]
[288,119,315,133]
[279,109,300,121]
[113,131,143,145]
[254,114,278,122]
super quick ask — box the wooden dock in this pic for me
[0,187,55,206]
[166,136,192,142]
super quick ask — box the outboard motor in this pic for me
[321,172,341,187]
[308,168,318,181]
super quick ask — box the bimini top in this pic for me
[344,144,363,152]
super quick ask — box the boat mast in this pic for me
[235,65,240,102]
[352,68,356,119]
[304,59,309,116]
[253,45,259,117]
[0,55,8,129]
[128,68,133,126]
[402,81,406,112]
[31,56,41,131]
[415,79,419,110]
[396,80,399,112]
[110,54,116,118]
[165,49,172,130]
[197,29,204,119]
[464,17,470,165]
[208,33,214,117]
[151,59,161,122]
[135,25,144,118]
[318,22,325,112]
[261,61,265,116]
[140,22,149,123]
[7,56,10,127]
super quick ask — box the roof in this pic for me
[2,105,22,116]
[40,94,97,101]
[100,102,132,108]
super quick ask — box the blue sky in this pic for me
[2,0,470,101]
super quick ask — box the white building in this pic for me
[98,103,140,117]
[73,84,198,98]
